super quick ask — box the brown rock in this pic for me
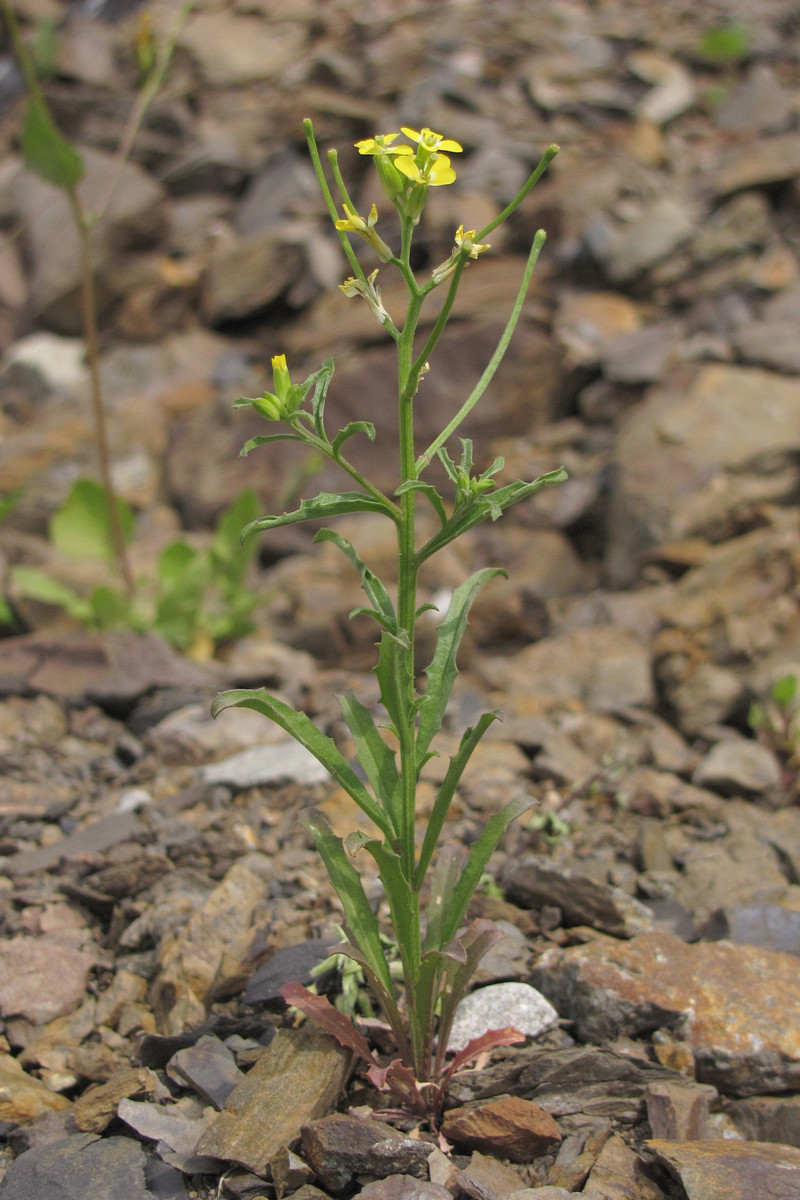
[150,862,265,1033]
[73,1067,160,1134]
[644,1080,716,1141]
[532,932,800,1095]
[195,1029,351,1176]
[646,1138,800,1200]
[441,1096,561,1162]
[0,937,95,1025]
[0,1053,72,1124]
[301,1112,430,1193]
[585,1132,668,1199]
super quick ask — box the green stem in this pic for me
[475,143,559,242]
[304,119,364,282]
[415,230,547,474]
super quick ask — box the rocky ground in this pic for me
[2,0,800,1197]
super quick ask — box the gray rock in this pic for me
[244,939,338,1005]
[480,627,654,714]
[714,131,800,194]
[693,739,782,794]
[503,856,655,938]
[607,364,800,583]
[201,741,331,789]
[201,230,304,323]
[702,903,800,956]
[353,1178,451,1200]
[733,318,800,374]
[447,982,559,1053]
[117,1098,219,1175]
[167,1035,246,1110]
[602,198,695,281]
[0,1133,151,1200]
[729,1093,800,1148]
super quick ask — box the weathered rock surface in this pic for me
[532,932,800,1095]
[646,1138,800,1200]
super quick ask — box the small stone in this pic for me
[549,1119,612,1191]
[0,1053,72,1124]
[441,1096,561,1162]
[460,1149,525,1195]
[702,902,800,956]
[586,1132,669,1199]
[117,1097,219,1174]
[353,1176,452,1200]
[447,982,559,1053]
[149,862,265,1034]
[244,939,337,1005]
[201,742,330,790]
[646,1138,800,1200]
[167,1035,246,1109]
[300,1112,430,1193]
[270,1146,315,1198]
[503,856,655,938]
[195,1029,350,1176]
[0,938,96,1025]
[644,1080,717,1141]
[729,1093,800,1148]
[693,739,783,794]
[604,198,695,281]
[73,1067,160,1134]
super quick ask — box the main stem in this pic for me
[395,216,427,1077]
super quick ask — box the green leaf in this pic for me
[395,480,447,529]
[239,432,307,457]
[242,491,394,537]
[50,479,135,564]
[338,692,400,826]
[211,688,394,838]
[10,565,92,622]
[89,585,132,629]
[416,711,500,888]
[213,489,260,558]
[417,569,506,765]
[416,468,568,564]
[332,421,376,457]
[300,808,396,998]
[374,628,411,737]
[0,488,23,525]
[21,96,84,190]
[423,844,467,955]
[698,22,750,62]
[314,529,396,630]
[157,540,197,589]
[304,358,335,441]
[442,796,533,944]
[772,674,798,709]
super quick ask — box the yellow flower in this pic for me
[395,153,457,187]
[355,133,413,159]
[400,126,463,155]
[354,133,413,201]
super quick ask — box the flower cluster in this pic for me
[251,354,303,421]
[355,125,462,222]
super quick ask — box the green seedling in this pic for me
[749,672,800,797]
[11,480,262,655]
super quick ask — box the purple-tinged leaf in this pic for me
[280,981,376,1067]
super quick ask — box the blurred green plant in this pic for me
[749,672,799,797]
[0,0,194,597]
[10,481,262,656]
[697,22,750,64]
